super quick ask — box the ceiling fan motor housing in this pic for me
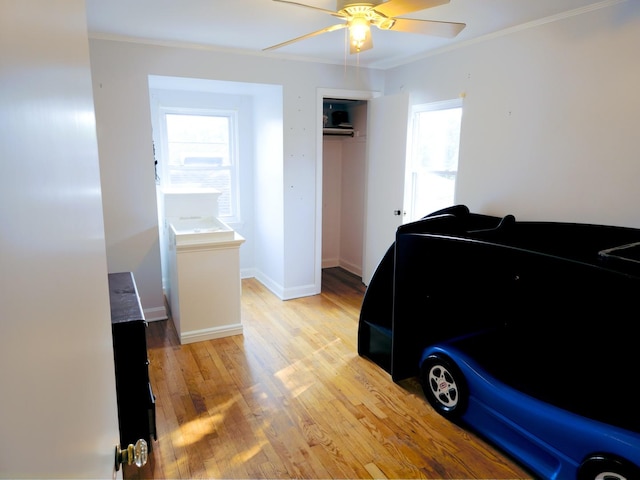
[337,1,396,31]
[337,1,385,12]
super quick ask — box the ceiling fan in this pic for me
[264,0,466,54]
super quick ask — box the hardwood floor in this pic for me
[125,268,532,479]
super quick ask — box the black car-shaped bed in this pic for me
[358,204,640,381]
[357,205,640,479]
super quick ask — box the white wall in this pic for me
[0,1,120,477]
[322,138,343,267]
[91,43,166,320]
[340,103,367,276]
[89,38,385,302]
[385,0,640,228]
[340,135,366,275]
[252,85,286,294]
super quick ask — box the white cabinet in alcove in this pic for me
[163,191,246,344]
[167,227,245,344]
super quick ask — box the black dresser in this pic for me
[108,272,157,450]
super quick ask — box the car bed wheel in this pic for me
[578,455,640,480]
[419,354,468,420]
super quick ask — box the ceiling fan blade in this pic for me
[263,23,347,51]
[373,0,450,18]
[272,0,342,17]
[390,18,465,37]
[350,33,373,54]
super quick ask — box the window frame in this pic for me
[157,106,241,223]
[405,98,463,222]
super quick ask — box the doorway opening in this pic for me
[321,98,367,279]
[316,88,378,293]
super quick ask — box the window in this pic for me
[159,109,240,222]
[406,99,462,222]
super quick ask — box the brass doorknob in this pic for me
[115,439,148,470]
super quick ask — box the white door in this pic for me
[362,93,410,285]
[0,1,122,477]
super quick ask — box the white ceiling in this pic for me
[85,0,615,70]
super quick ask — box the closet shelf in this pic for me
[323,127,354,137]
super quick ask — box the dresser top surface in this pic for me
[108,272,145,324]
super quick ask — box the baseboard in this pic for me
[282,283,319,300]
[240,267,256,279]
[180,324,243,344]
[252,271,319,300]
[322,258,339,269]
[144,306,168,322]
[253,271,284,299]
[338,260,362,278]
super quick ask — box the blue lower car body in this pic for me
[420,343,640,480]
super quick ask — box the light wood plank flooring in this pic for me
[125,268,532,479]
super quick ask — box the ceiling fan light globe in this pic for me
[349,16,370,50]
